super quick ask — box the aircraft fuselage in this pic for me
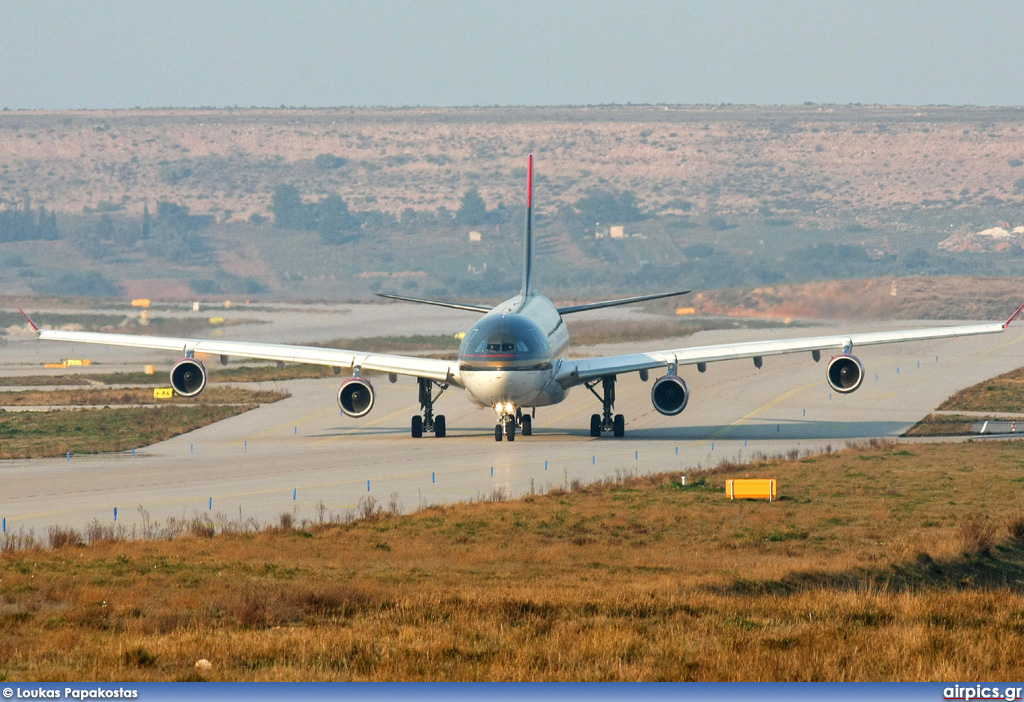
[457,293,569,410]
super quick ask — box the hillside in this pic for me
[2,105,1024,302]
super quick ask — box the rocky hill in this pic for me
[1,105,1022,221]
[2,105,1024,306]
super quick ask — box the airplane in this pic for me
[18,156,1024,442]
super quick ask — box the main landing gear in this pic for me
[585,375,625,438]
[411,378,448,438]
[494,402,533,442]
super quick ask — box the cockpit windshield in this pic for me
[459,315,551,371]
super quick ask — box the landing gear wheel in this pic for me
[416,377,449,441]
[495,424,503,442]
[585,376,618,438]
[613,414,625,438]
[521,414,532,436]
[506,421,516,442]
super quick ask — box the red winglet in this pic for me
[19,308,40,333]
[1004,301,1024,328]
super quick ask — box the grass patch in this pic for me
[0,387,287,458]
[5,310,265,336]
[0,387,286,407]
[939,365,1024,413]
[904,414,976,437]
[0,366,335,386]
[3,441,1024,680]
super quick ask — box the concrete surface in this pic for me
[2,304,1023,538]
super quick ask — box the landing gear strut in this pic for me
[585,375,625,437]
[412,378,448,438]
[494,403,533,441]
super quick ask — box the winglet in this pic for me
[18,309,40,333]
[1004,301,1024,328]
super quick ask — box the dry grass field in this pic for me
[0,388,288,458]
[2,440,1024,681]
[906,365,1024,437]
[940,365,1024,414]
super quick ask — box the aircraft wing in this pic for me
[30,327,461,385]
[556,318,1017,387]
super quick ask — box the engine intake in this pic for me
[651,374,689,416]
[170,358,207,397]
[826,353,864,393]
[338,377,375,418]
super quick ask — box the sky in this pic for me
[1,0,1023,109]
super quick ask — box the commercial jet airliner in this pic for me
[20,157,1024,441]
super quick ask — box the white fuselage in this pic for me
[457,293,569,410]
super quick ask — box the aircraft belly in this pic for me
[462,369,564,408]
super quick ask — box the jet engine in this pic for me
[170,358,207,397]
[826,353,864,393]
[651,374,689,416]
[338,377,375,418]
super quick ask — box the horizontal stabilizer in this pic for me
[556,290,691,315]
[375,293,492,313]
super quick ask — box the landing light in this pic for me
[504,401,515,414]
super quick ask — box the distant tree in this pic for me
[313,153,347,170]
[708,216,732,231]
[33,270,120,297]
[0,198,60,242]
[37,206,59,240]
[96,213,115,240]
[574,189,644,228]
[271,185,309,229]
[314,194,357,245]
[455,188,488,226]
[360,209,397,233]
[155,201,214,233]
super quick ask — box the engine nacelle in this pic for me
[338,377,375,418]
[651,375,689,416]
[826,353,864,394]
[170,358,207,397]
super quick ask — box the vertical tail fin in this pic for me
[521,154,534,298]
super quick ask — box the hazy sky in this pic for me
[2,0,1022,109]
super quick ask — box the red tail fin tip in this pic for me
[19,308,40,332]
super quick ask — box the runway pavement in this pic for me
[3,305,1024,538]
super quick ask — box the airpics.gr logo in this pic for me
[944,685,1024,701]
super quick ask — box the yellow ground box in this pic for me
[208,317,225,325]
[676,307,696,315]
[44,363,66,369]
[153,388,174,399]
[131,298,151,308]
[64,359,91,367]
[725,478,777,501]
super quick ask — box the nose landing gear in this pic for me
[494,403,533,441]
